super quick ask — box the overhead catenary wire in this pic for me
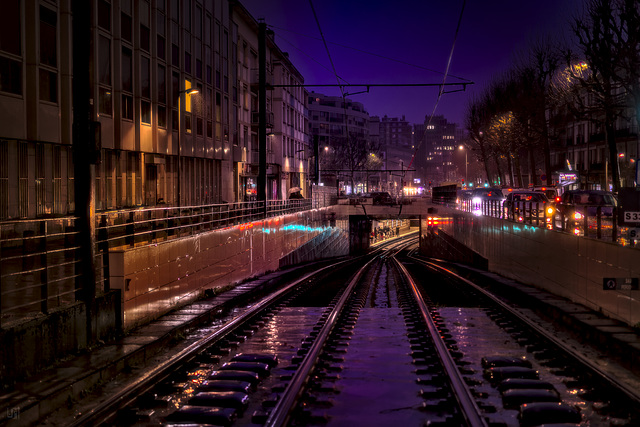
[280,0,470,189]
[268,23,472,83]
[405,0,467,180]
[308,0,348,97]
[308,0,365,191]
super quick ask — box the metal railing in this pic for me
[0,217,108,325]
[1,199,312,326]
[455,199,631,245]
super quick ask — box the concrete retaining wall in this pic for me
[433,208,640,327]
[109,208,342,330]
[0,290,121,387]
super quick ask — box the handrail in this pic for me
[0,199,314,326]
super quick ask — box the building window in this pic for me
[140,25,150,52]
[172,71,179,108]
[183,0,191,31]
[0,1,21,56]
[121,12,132,43]
[18,142,28,218]
[122,47,132,92]
[141,100,151,124]
[195,5,202,38]
[185,52,191,74]
[105,150,113,209]
[98,35,111,85]
[40,6,57,102]
[122,94,133,120]
[215,54,220,88]
[141,56,150,98]
[158,65,166,103]
[39,69,57,103]
[95,153,103,211]
[157,10,166,60]
[36,144,45,216]
[98,87,112,115]
[158,105,167,128]
[40,7,57,67]
[67,146,74,212]
[53,145,64,214]
[157,34,166,61]
[98,0,111,31]
[172,44,179,66]
[0,56,22,95]
[0,141,7,219]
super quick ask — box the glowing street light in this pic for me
[177,86,198,207]
[459,145,467,185]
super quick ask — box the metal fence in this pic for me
[1,199,312,327]
[456,199,632,245]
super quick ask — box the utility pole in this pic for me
[72,0,97,344]
[314,134,319,185]
[258,21,267,217]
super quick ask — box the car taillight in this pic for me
[555,196,561,202]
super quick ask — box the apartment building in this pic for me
[416,115,460,185]
[307,91,370,190]
[0,0,305,220]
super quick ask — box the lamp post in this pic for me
[177,87,198,207]
[459,145,467,185]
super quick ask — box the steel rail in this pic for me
[264,255,378,426]
[68,258,351,426]
[412,256,640,405]
[264,237,417,426]
[393,256,488,427]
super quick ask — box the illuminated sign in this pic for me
[559,172,577,183]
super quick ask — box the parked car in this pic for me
[551,189,617,236]
[503,191,549,223]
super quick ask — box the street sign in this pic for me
[603,278,639,290]
[629,228,640,239]
[623,211,640,222]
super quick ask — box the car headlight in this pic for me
[574,211,584,220]
[546,207,555,215]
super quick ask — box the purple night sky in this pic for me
[240,0,584,128]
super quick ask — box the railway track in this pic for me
[44,234,640,426]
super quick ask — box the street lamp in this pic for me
[459,145,467,185]
[177,87,198,207]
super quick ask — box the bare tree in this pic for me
[323,132,381,194]
[560,0,630,191]
[513,38,563,187]
[466,95,493,184]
